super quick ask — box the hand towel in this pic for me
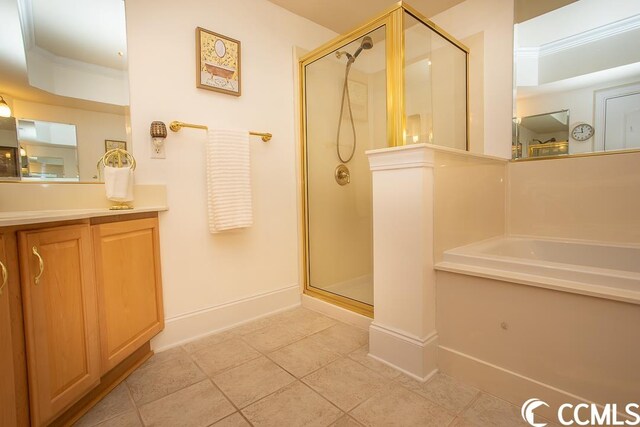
[206,129,253,233]
[104,166,134,202]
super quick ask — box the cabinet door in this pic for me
[93,217,164,372]
[19,224,100,426]
[0,234,18,426]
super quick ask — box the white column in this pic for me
[366,143,437,381]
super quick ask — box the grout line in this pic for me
[122,380,146,426]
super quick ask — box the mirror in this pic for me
[0,0,129,181]
[513,0,640,159]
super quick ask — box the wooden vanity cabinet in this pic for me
[18,224,101,426]
[92,217,164,373]
[0,212,164,426]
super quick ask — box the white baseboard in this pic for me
[152,285,301,352]
[301,294,372,330]
[438,345,594,421]
[369,322,438,381]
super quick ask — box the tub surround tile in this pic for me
[75,383,135,426]
[396,372,479,414]
[308,323,368,355]
[302,358,388,411]
[125,352,206,405]
[268,336,342,378]
[191,338,262,377]
[213,356,295,408]
[350,383,455,427]
[138,380,235,427]
[241,381,343,427]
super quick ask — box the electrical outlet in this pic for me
[150,140,166,159]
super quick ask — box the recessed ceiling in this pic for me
[29,0,127,70]
[266,0,466,34]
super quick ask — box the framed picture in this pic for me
[196,27,241,96]
[105,139,126,152]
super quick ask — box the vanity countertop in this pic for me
[0,206,168,227]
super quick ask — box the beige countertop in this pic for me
[0,206,168,227]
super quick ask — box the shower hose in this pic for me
[336,61,357,163]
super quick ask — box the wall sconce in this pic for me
[149,121,167,156]
[0,96,12,118]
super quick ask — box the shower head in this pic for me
[353,36,373,60]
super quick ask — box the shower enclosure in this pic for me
[300,2,469,316]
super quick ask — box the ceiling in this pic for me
[266,0,466,34]
[28,0,128,70]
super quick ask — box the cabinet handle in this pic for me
[0,261,7,296]
[32,246,44,286]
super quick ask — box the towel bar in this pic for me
[169,121,272,142]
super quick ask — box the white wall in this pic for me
[125,0,335,347]
[431,0,514,158]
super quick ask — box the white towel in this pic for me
[206,129,253,233]
[104,166,134,202]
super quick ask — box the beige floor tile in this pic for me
[348,346,401,380]
[308,323,368,355]
[277,308,337,335]
[350,383,455,427]
[138,380,235,427]
[231,313,283,336]
[93,411,141,427]
[331,415,363,426]
[456,393,529,427]
[268,336,342,378]
[139,346,188,370]
[213,356,295,408]
[302,358,388,411]
[125,352,206,405]
[396,372,479,414]
[191,338,261,377]
[212,412,252,427]
[242,381,342,427]
[183,330,236,354]
[242,322,307,353]
[75,383,135,426]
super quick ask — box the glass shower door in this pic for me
[303,25,387,313]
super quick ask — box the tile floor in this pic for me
[75,307,538,427]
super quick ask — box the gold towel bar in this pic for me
[169,121,272,142]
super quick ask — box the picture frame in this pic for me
[105,139,126,152]
[196,27,241,96]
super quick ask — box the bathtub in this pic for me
[436,237,640,304]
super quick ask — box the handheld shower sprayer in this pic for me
[335,35,375,164]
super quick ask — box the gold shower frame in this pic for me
[298,1,470,317]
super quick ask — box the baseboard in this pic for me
[301,294,372,330]
[369,322,438,381]
[152,285,301,351]
[438,345,595,421]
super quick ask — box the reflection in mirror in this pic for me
[513,0,640,159]
[514,110,569,159]
[17,119,78,180]
[0,0,130,181]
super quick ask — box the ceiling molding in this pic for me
[541,13,640,55]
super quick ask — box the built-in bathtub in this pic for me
[436,236,640,305]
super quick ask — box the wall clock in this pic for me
[571,123,594,141]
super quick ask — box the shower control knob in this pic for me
[335,164,351,186]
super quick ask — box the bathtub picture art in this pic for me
[196,27,241,96]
